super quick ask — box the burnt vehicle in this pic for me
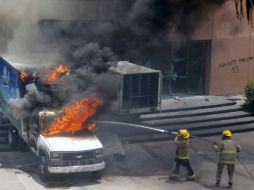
[0,57,105,181]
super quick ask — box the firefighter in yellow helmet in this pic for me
[170,129,196,181]
[213,130,241,188]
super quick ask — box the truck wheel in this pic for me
[91,170,103,180]
[38,155,50,181]
[8,128,19,148]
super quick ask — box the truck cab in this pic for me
[10,110,105,181]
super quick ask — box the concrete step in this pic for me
[0,133,7,137]
[0,123,12,128]
[142,111,252,126]
[190,123,254,137]
[0,118,12,124]
[122,123,254,143]
[139,105,242,120]
[117,116,254,137]
[0,144,10,151]
[0,136,8,144]
[101,115,254,138]
[0,128,8,134]
[156,116,254,131]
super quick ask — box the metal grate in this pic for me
[62,151,95,161]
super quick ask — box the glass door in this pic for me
[167,40,208,95]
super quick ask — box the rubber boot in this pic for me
[169,174,180,181]
[186,174,196,181]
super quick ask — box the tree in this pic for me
[235,0,254,25]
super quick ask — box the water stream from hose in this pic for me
[96,120,168,133]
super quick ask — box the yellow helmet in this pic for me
[179,129,190,139]
[222,130,232,137]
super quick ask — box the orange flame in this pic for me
[46,64,71,82]
[87,121,97,132]
[42,94,102,136]
[20,71,28,81]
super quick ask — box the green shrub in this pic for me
[245,81,254,110]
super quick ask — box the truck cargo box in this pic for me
[0,57,24,128]
[109,61,161,114]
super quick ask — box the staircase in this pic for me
[0,117,11,151]
[124,97,254,143]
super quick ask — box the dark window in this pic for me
[122,75,131,110]
[131,75,139,97]
[122,73,159,111]
[140,74,148,96]
[165,40,210,96]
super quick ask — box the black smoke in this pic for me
[47,0,227,70]
[3,0,229,118]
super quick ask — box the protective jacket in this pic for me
[175,135,189,159]
[213,139,241,164]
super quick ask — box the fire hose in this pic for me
[96,120,218,142]
[96,120,254,180]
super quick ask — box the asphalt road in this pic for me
[0,131,254,190]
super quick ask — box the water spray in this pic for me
[96,120,174,134]
[96,120,214,141]
[96,120,216,141]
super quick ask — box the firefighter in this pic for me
[213,130,241,188]
[170,129,196,181]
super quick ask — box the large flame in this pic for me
[46,64,71,82]
[42,94,102,136]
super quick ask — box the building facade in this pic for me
[8,0,254,97]
[165,1,254,96]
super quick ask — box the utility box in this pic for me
[109,61,161,114]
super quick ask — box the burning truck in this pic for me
[0,57,105,181]
[0,56,162,180]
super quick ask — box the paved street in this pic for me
[0,131,254,190]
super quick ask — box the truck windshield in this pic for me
[40,114,90,136]
[39,115,58,131]
[44,116,55,130]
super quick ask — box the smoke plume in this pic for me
[8,83,51,119]
[72,42,118,73]
[0,0,229,119]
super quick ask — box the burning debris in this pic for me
[20,70,28,81]
[7,59,119,136]
[45,64,71,83]
[42,94,102,136]
[87,121,97,133]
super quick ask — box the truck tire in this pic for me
[91,170,103,180]
[38,155,50,181]
[8,128,19,148]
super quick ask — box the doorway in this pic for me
[163,40,209,96]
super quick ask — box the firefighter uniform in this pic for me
[213,130,241,188]
[171,129,196,180]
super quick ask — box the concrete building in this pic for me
[37,0,129,22]
[164,1,254,97]
[8,0,254,97]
